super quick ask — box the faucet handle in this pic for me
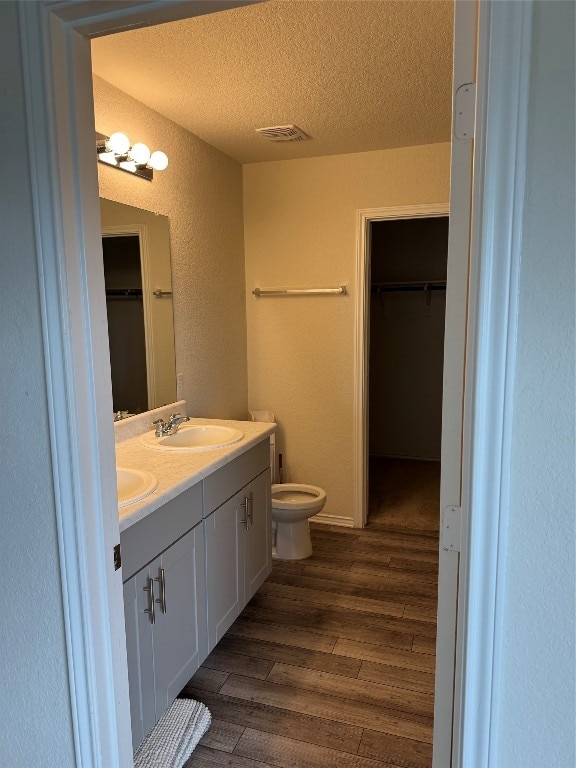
[168,412,190,425]
[152,417,165,437]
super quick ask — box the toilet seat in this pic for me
[271,483,326,510]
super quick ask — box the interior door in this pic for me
[433,1,478,766]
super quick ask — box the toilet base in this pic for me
[275,519,313,560]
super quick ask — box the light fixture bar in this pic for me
[95,132,168,181]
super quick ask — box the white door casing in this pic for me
[452,2,534,766]
[354,203,450,530]
[435,1,534,766]
[433,2,477,765]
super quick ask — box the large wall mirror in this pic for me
[100,198,176,415]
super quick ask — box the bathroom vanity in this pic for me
[115,406,273,750]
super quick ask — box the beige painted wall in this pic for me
[93,75,248,419]
[244,144,450,522]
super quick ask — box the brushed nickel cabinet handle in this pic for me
[143,576,155,624]
[155,568,167,614]
[247,492,254,526]
[240,496,250,530]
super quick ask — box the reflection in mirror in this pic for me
[100,198,177,416]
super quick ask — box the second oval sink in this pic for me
[140,424,244,451]
[117,467,158,508]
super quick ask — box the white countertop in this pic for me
[115,407,275,532]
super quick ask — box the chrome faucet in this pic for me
[152,412,190,437]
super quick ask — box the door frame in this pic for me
[451,2,534,765]
[353,203,450,530]
[16,0,534,765]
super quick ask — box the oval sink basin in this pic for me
[140,424,244,451]
[117,467,158,508]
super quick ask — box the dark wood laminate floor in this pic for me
[182,489,440,768]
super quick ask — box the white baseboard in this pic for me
[310,512,355,528]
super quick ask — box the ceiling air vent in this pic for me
[255,124,310,142]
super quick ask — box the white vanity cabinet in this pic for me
[204,440,272,650]
[120,436,273,750]
[121,483,206,751]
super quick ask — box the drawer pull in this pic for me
[143,576,155,624]
[240,496,250,530]
[155,568,167,614]
[247,492,254,526]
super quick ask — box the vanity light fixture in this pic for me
[96,131,169,181]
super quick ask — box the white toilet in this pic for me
[272,483,326,559]
[250,410,327,560]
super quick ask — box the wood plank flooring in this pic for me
[182,520,439,768]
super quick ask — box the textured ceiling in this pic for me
[91,0,454,164]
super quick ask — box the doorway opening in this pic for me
[367,216,449,537]
[17,0,535,763]
[102,233,148,415]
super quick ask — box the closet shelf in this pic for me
[371,280,446,293]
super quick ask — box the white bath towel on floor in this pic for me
[134,697,211,768]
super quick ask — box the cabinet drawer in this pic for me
[203,440,270,517]
[121,482,202,581]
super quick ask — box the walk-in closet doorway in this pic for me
[368,216,449,535]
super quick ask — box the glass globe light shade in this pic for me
[107,132,130,155]
[149,150,169,171]
[130,143,151,165]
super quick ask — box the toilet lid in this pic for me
[271,483,326,511]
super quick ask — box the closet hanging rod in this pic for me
[105,287,143,298]
[371,280,446,293]
[253,285,347,298]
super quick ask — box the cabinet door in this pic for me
[205,491,243,650]
[153,525,207,718]
[244,468,272,605]
[123,569,156,751]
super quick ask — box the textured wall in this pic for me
[496,3,575,765]
[93,75,248,419]
[0,3,76,764]
[244,144,450,521]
